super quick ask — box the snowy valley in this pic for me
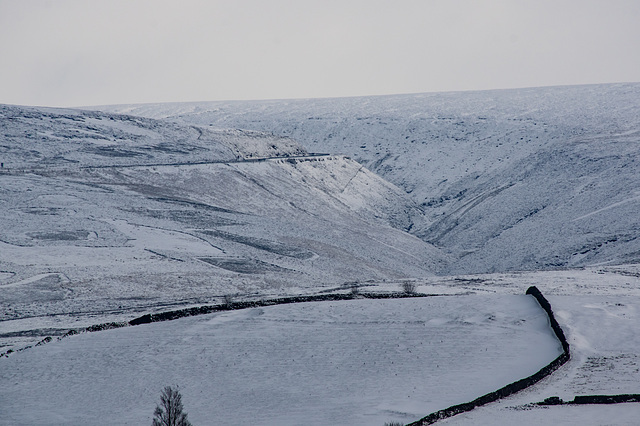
[100,83,640,274]
[2,84,640,425]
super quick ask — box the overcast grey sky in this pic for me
[1,0,639,107]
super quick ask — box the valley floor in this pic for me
[2,266,640,425]
[0,294,560,426]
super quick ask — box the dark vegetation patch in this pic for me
[198,257,288,274]
[133,208,239,227]
[572,234,635,256]
[138,142,204,155]
[0,328,72,339]
[201,230,314,259]
[85,146,151,158]
[151,197,242,215]
[51,129,111,140]
[20,207,64,215]
[27,230,90,241]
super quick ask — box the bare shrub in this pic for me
[223,294,234,306]
[384,422,404,426]
[401,280,416,294]
[152,386,192,426]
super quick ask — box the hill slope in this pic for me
[0,105,447,350]
[96,83,640,273]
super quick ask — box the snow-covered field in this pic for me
[0,295,562,426]
[443,293,640,425]
[3,268,640,425]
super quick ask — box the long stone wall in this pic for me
[406,286,570,426]
[129,292,430,325]
[1,291,436,357]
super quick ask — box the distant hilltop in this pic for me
[90,83,640,274]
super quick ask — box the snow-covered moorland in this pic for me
[2,84,640,425]
[99,83,640,274]
[0,104,446,352]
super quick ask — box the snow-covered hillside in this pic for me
[0,105,447,352]
[96,83,640,274]
[0,104,306,168]
[4,86,640,426]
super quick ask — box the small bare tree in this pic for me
[152,386,192,426]
[223,293,234,306]
[401,280,416,294]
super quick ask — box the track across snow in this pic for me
[0,295,562,425]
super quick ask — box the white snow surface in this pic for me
[0,104,447,352]
[442,295,640,425]
[3,267,640,425]
[0,296,561,426]
[3,85,640,425]
[94,83,640,274]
